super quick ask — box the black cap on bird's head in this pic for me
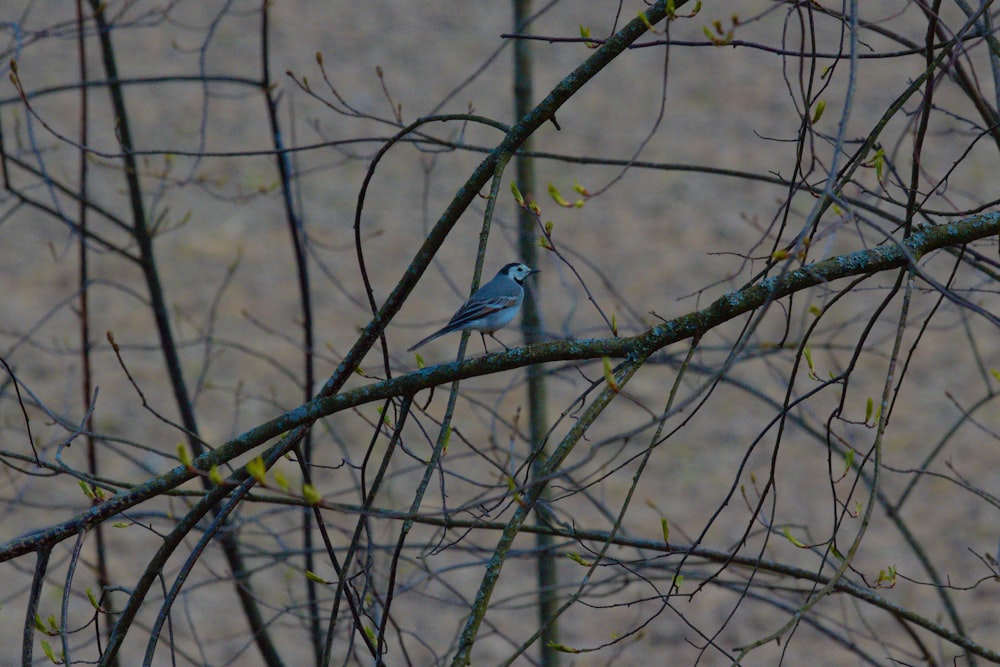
[498,262,540,285]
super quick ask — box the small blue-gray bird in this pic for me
[408,263,539,352]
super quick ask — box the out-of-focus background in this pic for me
[2,1,999,665]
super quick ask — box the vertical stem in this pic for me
[22,548,51,665]
[452,355,648,667]
[74,1,117,663]
[513,2,558,664]
[84,0,198,447]
[86,2,281,663]
[259,3,321,663]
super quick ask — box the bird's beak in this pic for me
[529,268,541,276]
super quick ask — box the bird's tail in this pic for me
[407,328,448,352]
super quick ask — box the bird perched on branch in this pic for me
[407,262,539,353]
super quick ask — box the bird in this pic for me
[407,262,539,353]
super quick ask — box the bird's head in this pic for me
[500,262,540,285]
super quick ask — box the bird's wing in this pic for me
[447,293,518,328]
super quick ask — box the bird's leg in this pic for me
[479,332,489,355]
[488,333,510,351]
